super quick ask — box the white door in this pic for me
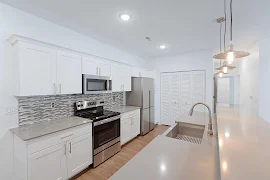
[180,72,193,114]
[160,73,171,125]
[67,133,92,178]
[217,78,230,105]
[82,56,98,75]
[192,71,205,111]
[18,42,57,96]
[120,119,132,145]
[122,66,132,91]
[98,61,111,77]
[111,65,122,92]
[170,73,181,125]
[28,143,67,180]
[57,51,82,94]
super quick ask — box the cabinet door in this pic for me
[122,66,131,91]
[120,119,132,145]
[82,56,98,75]
[18,42,57,96]
[57,51,82,94]
[67,133,92,178]
[131,67,142,77]
[131,116,140,138]
[99,61,111,77]
[111,65,122,92]
[28,143,67,180]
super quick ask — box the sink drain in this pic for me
[175,134,202,144]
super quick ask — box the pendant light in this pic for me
[216,61,236,72]
[215,17,225,77]
[213,0,250,60]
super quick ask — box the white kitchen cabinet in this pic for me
[12,41,58,96]
[10,39,82,96]
[122,66,132,91]
[120,109,140,146]
[67,133,92,178]
[82,56,99,75]
[82,56,111,77]
[111,64,131,92]
[132,68,155,79]
[120,119,132,145]
[28,143,67,180]
[57,51,82,95]
[14,123,93,180]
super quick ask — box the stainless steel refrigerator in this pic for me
[126,77,155,135]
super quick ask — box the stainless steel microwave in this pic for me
[82,74,112,94]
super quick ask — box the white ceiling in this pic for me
[1,0,270,58]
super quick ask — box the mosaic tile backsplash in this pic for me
[18,92,123,125]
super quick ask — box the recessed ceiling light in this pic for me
[160,45,166,49]
[120,14,131,21]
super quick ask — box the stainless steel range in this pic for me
[74,100,121,167]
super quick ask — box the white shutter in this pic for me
[170,73,181,125]
[160,73,171,125]
[192,71,205,112]
[180,72,193,114]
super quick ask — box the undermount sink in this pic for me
[165,122,205,144]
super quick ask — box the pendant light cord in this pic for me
[220,22,222,66]
[224,0,227,52]
[230,0,233,42]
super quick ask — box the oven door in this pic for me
[93,118,120,154]
[83,74,112,94]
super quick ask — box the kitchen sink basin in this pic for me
[165,122,205,144]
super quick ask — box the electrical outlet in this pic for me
[5,105,18,115]
[51,102,55,108]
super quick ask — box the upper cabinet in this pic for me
[57,51,82,95]
[111,64,131,92]
[13,42,58,96]
[82,56,111,77]
[131,67,155,78]
[11,40,82,96]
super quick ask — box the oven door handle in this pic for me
[94,115,120,126]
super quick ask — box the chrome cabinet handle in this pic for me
[58,84,61,94]
[69,142,72,153]
[53,84,56,94]
[61,133,73,139]
[64,144,66,155]
[99,68,101,75]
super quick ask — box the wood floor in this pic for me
[72,125,169,180]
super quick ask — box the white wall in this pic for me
[0,3,146,180]
[238,42,259,109]
[147,50,214,124]
[259,38,270,122]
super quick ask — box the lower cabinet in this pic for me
[120,109,140,145]
[67,133,92,178]
[14,123,93,180]
[28,142,67,180]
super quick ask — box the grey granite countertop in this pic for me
[10,116,92,141]
[107,105,141,113]
[109,112,220,180]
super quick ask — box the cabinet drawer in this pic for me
[28,123,92,155]
[121,109,140,120]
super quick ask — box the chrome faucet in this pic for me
[188,102,213,135]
